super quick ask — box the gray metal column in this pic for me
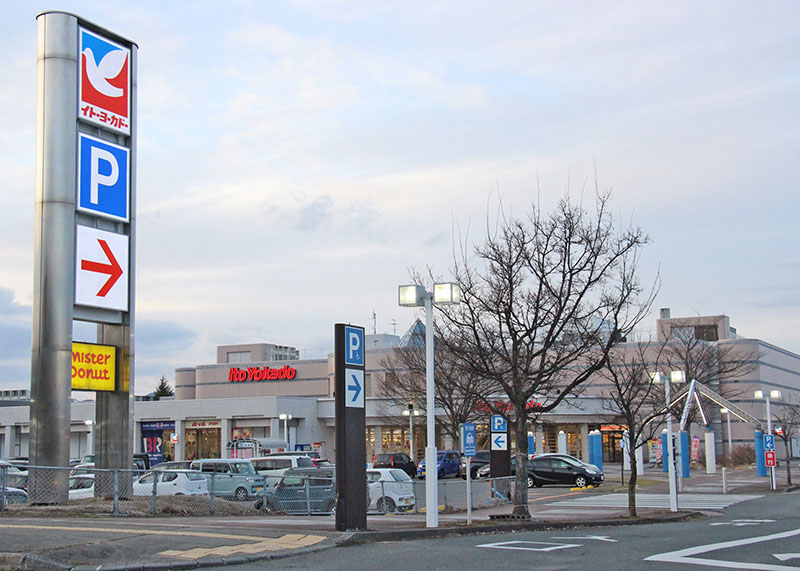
[29,11,79,503]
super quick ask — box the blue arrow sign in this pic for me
[764,434,775,451]
[345,368,364,408]
[491,433,507,451]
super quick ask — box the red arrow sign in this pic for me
[80,239,123,296]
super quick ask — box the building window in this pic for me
[694,325,719,341]
[365,374,372,397]
[227,351,251,364]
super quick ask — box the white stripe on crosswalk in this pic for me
[547,493,761,510]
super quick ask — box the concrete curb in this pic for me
[338,511,702,546]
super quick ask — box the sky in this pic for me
[1,1,799,395]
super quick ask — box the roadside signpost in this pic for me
[490,414,511,484]
[334,324,367,531]
[462,423,476,524]
[31,11,137,503]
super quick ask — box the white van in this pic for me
[250,455,314,487]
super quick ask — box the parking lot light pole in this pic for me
[720,408,733,466]
[399,282,460,528]
[403,404,419,462]
[279,414,292,450]
[651,371,682,512]
[755,390,781,490]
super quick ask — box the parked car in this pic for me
[132,470,208,496]
[0,460,25,474]
[475,455,517,480]
[528,455,604,488]
[367,468,415,513]
[259,451,331,467]
[68,474,95,499]
[3,471,28,491]
[373,452,416,477]
[460,450,490,479]
[153,460,192,471]
[533,453,602,472]
[255,467,336,514]
[189,459,264,501]
[0,487,27,504]
[416,450,461,479]
[250,455,314,488]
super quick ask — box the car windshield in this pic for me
[187,472,205,481]
[232,462,256,475]
[389,469,411,482]
[374,454,390,463]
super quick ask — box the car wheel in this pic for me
[327,499,336,516]
[377,497,396,513]
[438,469,444,479]
[234,487,248,501]
[574,475,587,488]
[527,475,534,488]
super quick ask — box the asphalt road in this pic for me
[225,491,800,571]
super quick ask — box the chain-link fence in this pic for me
[1,465,515,518]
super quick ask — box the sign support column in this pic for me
[334,324,367,531]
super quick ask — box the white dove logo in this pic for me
[83,47,126,98]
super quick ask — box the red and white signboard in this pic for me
[75,225,128,311]
[79,27,131,135]
[765,450,776,467]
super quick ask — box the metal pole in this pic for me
[665,378,679,512]
[726,412,732,467]
[766,397,776,490]
[466,457,472,525]
[424,292,438,528]
[408,406,414,461]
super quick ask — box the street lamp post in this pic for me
[720,408,733,467]
[755,390,781,490]
[279,413,292,450]
[399,282,460,528]
[402,404,420,462]
[651,370,683,512]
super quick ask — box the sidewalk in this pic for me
[0,465,795,570]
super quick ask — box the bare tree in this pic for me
[438,191,656,517]
[656,325,762,436]
[381,321,493,449]
[599,340,666,516]
[771,394,800,486]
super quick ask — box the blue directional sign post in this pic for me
[764,434,775,451]
[462,422,477,524]
[334,324,366,531]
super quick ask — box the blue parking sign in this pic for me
[463,423,476,457]
[491,415,507,432]
[344,325,364,366]
[77,133,130,222]
[764,434,775,451]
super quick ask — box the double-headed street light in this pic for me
[755,389,781,490]
[650,370,684,512]
[399,282,460,528]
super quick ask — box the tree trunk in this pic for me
[785,439,792,486]
[627,446,638,517]
[511,415,530,517]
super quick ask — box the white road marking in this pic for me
[710,520,775,527]
[644,527,800,569]
[477,540,581,552]
[552,535,617,542]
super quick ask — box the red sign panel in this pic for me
[228,365,297,382]
[765,450,776,467]
[79,28,131,134]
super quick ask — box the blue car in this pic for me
[416,450,461,479]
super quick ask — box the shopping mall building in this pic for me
[1,311,799,465]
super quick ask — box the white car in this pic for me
[68,474,95,499]
[367,468,416,513]
[133,470,208,496]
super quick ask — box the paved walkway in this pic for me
[0,464,795,570]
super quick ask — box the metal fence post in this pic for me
[261,477,268,511]
[113,470,120,516]
[304,475,311,515]
[151,472,158,514]
[1,465,7,510]
[209,473,216,515]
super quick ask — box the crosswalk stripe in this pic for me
[547,493,761,510]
